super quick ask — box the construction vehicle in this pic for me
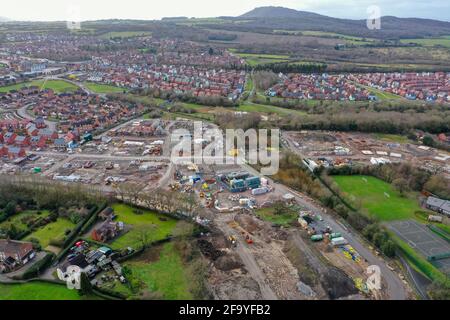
[228,235,237,247]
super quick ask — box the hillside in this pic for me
[240,6,323,19]
[234,6,450,39]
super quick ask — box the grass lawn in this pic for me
[373,133,411,144]
[236,102,306,117]
[255,207,298,226]
[25,218,75,249]
[125,242,193,300]
[332,175,424,221]
[0,80,78,93]
[109,204,178,250]
[83,82,126,94]
[0,210,50,234]
[0,282,84,300]
[232,52,290,66]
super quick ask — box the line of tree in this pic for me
[253,62,327,74]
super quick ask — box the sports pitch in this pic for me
[389,220,450,272]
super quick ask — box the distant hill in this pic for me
[240,6,323,19]
[0,17,10,22]
[235,6,450,39]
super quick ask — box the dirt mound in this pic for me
[197,239,224,261]
[213,275,262,300]
[235,214,264,234]
[214,254,243,271]
[320,266,359,299]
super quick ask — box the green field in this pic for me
[0,282,83,300]
[124,242,193,300]
[25,218,75,248]
[231,51,290,66]
[83,82,126,94]
[273,30,374,45]
[236,102,307,117]
[109,204,178,250]
[373,133,411,143]
[0,210,50,234]
[0,80,79,93]
[332,175,424,221]
[400,37,450,48]
[255,206,298,226]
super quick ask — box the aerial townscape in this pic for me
[0,2,450,305]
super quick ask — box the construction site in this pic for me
[164,159,396,300]
[283,131,450,177]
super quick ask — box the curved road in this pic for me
[241,163,409,300]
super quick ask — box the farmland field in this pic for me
[108,204,178,250]
[124,242,193,300]
[25,218,75,248]
[400,37,450,48]
[0,282,83,300]
[0,80,79,93]
[83,82,126,94]
[331,175,424,221]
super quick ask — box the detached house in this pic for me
[91,218,123,243]
[0,239,35,273]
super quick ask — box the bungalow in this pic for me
[0,239,35,273]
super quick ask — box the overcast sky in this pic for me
[1,0,449,22]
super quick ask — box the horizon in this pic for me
[1,1,450,23]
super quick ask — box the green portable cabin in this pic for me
[311,234,324,242]
[329,232,342,240]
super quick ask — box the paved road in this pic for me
[241,163,409,300]
[16,104,56,131]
